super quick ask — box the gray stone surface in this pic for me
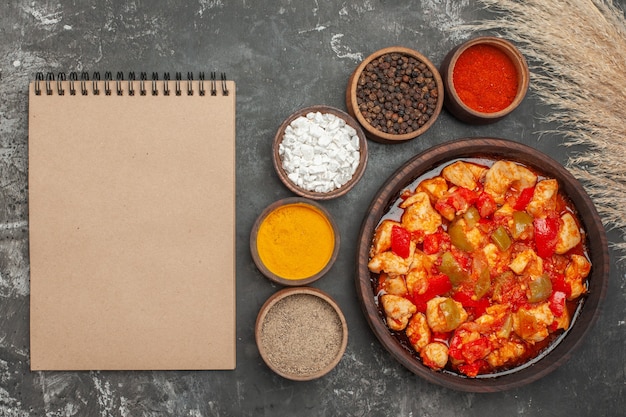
[1,1,625,416]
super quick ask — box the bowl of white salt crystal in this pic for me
[273,105,368,200]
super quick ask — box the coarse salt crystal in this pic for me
[280,112,361,193]
[318,134,332,147]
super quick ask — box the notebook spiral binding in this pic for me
[34,71,230,97]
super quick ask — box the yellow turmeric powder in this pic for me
[256,203,335,280]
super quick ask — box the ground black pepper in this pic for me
[356,52,439,135]
[259,293,344,378]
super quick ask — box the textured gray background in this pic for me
[1,1,625,416]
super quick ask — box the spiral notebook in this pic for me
[28,72,236,370]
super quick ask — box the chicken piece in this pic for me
[448,323,482,367]
[426,296,468,333]
[406,312,431,352]
[400,191,427,209]
[405,268,428,297]
[405,250,432,296]
[450,322,482,346]
[467,162,489,182]
[474,304,510,329]
[434,186,480,221]
[509,248,543,276]
[483,303,510,318]
[400,191,442,235]
[368,249,414,275]
[513,303,554,343]
[526,179,558,218]
[441,161,487,190]
[454,217,487,251]
[493,202,515,219]
[472,304,515,340]
[564,254,591,299]
[370,219,402,257]
[415,176,448,204]
[421,342,449,371]
[380,294,417,331]
[496,312,514,339]
[484,161,538,204]
[490,203,516,235]
[485,341,526,368]
[483,243,511,276]
[378,273,408,297]
[553,303,571,331]
[555,212,582,254]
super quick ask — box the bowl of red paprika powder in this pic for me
[440,37,530,124]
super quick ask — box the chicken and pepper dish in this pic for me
[368,159,591,377]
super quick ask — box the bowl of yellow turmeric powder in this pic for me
[250,197,340,286]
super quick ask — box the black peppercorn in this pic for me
[356,52,438,135]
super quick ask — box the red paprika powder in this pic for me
[452,44,518,113]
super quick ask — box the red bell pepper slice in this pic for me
[412,274,452,312]
[549,290,567,317]
[452,290,490,317]
[435,187,479,218]
[448,329,466,361]
[461,337,492,363]
[534,215,560,258]
[449,334,492,377]
[432,331,451,343]
[423,233,440,255]
[391,225,411,258]
[423,229,450,255]
[458,359,489,378]
[428,274,454,296]
[476,192,497,218]
[551,272,572,298]
[514,187,535,210]
[456,187,479,205]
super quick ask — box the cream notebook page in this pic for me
[28,73,236,370]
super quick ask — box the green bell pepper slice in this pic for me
[439,297,464,331]
[449,221,475,252]
[512,210,533,239]
[491,225,512,251]
[438,251,469,286]
[528,273,553,303]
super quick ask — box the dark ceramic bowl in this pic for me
[355,137,609,392]
[440,37,529,124]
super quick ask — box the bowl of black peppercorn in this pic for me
[346,46,444,144]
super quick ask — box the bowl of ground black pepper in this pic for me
[255,287,348,381]
[440,36,530,124]
[346,46,444,143]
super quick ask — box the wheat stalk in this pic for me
[465,0,626,255]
